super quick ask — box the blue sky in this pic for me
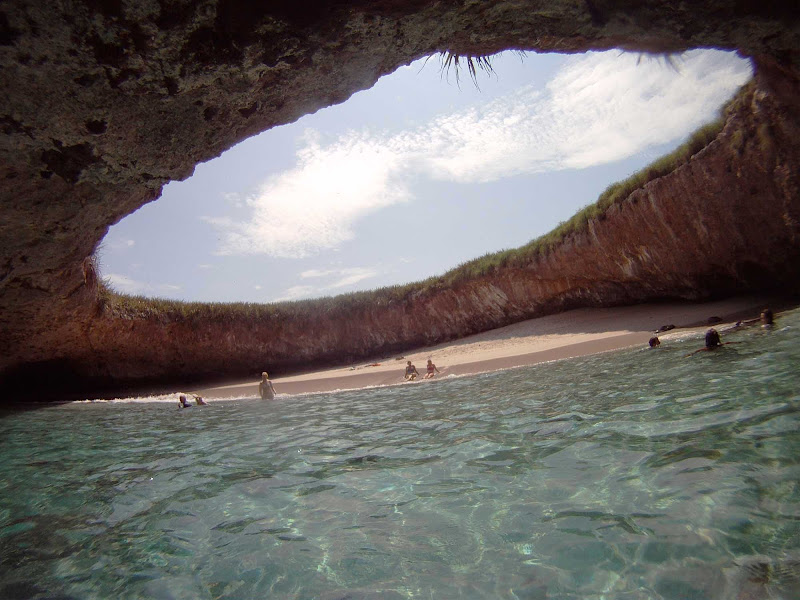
[99,49,752,303]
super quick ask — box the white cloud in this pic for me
[300,269,333,278]
[106,239,136,250]
[301,266,379,288]
[203,133,409,259]
[271,266,381,301]
[223,192,246,209]
[273,285,317,302]
[105,273,181,296]
[207,50,751,258]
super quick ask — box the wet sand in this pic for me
[192,295,783,399]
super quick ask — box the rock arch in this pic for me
[1,1,798,398]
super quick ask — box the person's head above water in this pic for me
[761,308,774,325]
[705,328,722,349]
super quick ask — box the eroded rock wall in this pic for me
[1,1,799,398]
[71,69,800,396]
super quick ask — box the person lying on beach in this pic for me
[404,361,420,380]
[259,371,276,400]
[424,359,440,378]
[178,394,192,408]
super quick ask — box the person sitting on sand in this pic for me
[259,371,276,400]
[648,336,661,348]
[424,359,440,378]
[178,394,192,408]
[404,361,419,381]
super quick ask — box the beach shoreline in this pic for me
[191,295,791,399]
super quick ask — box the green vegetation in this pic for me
[430,112,731,287]
[100,83,749,323]
[98,276,427,323]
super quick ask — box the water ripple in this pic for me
[1,309,799,598]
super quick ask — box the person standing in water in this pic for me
[259,371,276,400]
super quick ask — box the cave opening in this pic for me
[97,49,752,306]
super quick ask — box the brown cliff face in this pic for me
[47,69,800,398]
[0,2,799,400]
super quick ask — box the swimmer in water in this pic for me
[705,327,722,349]
[686,327,737,356]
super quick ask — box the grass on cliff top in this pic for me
[97,279,423,323]
[100,86,747,322]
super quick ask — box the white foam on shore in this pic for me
[72,393,260,404]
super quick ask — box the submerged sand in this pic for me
[192,295,785,399]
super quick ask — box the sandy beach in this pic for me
[192,295,787,399]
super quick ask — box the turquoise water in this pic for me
[1,312,799,599]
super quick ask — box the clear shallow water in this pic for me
[1,311,799,600]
